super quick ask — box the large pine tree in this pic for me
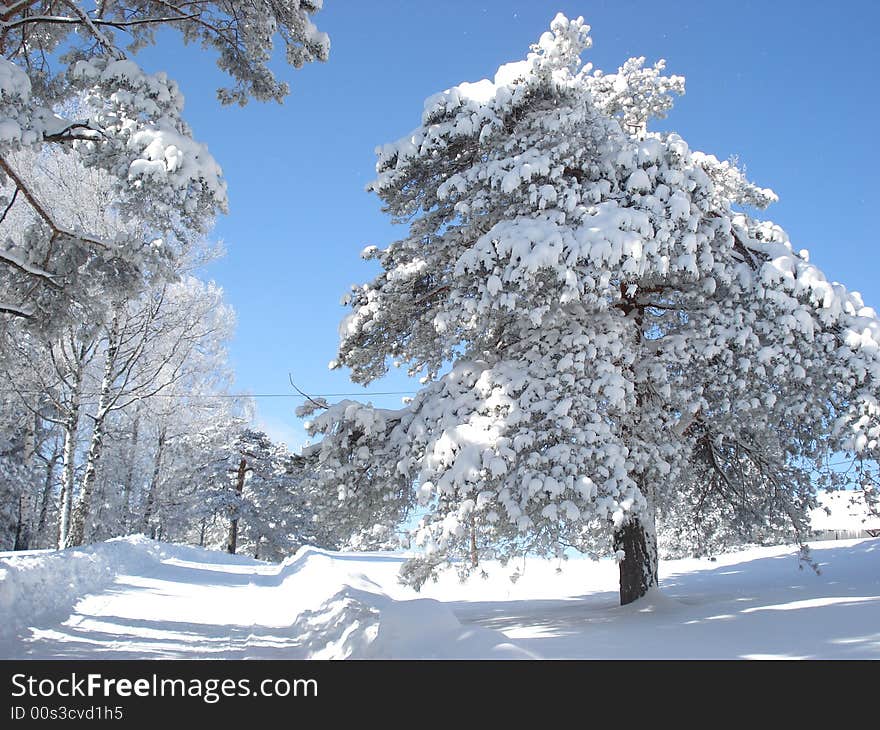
[307,14,880,604]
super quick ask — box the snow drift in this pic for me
[2,536,878,659]
[0,537,530,659]
[0,535,165,644]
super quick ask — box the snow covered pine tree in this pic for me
[306,14,880,605]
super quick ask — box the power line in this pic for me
[0,390,417,399]
[154,391,417,399]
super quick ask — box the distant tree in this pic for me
[192,429,320,558]
[0,404,36,550]
[0,204,242,552]
[310,14,880,604]
[139,414,244,545]
[0,1,329,324]
[64,275,237,547]
[298,399,413,552]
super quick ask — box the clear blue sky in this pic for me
[134,1,880,448]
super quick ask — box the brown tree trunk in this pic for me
[226,457,247,554]
[615,291,659,605]
[614,516,658,605]
[469,517,478,568]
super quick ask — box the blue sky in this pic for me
[134,1,880,448]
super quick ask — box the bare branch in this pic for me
[288,373,328,411]
[0,186,17,225]
[0,301,31,317]
[0,248,63,289]
[0,12,200,33]
[59,0,123,59]
[0,155,112,252]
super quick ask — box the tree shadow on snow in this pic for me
[9,612,314,660]
[448,539,880,658]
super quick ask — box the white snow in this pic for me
[0,57,31,101]
[1,536,878,659]
[811,490,880,533]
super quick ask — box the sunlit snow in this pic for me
[1,536,877,659]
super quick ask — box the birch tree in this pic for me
[64,275,236,546]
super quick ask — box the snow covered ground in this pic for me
[1,536,878,659]
[810,489,880,536]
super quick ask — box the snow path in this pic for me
[2,543,312,659]
[2,538,878,659]
[0,540,529,659]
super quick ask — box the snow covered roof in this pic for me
[810,490,880,532]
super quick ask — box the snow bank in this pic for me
[266,547,533,659]
[288,585,532,659]
[6,537,877,659]
[0,539,532,659]
[0,536,164,644]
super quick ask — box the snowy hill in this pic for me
[1,537,878,659]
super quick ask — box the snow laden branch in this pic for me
[0,1,329,325]
[0,2,329,103]
[300,399,414,552]
[311,13,880,605]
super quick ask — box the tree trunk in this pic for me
[66,323,119,548]
[226,457,247,554]
[121,404,141,532]
[58,398,80,549]
[66,417,108,547]
[22,410,35,464]
[13,494,29,550]
[37,445,60,542]
[14,412,36,551]
[469,517,479,568]
[141,426,166,538]
[614,294,659,605]
[90,477,108,543]
[613,515,658,605]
